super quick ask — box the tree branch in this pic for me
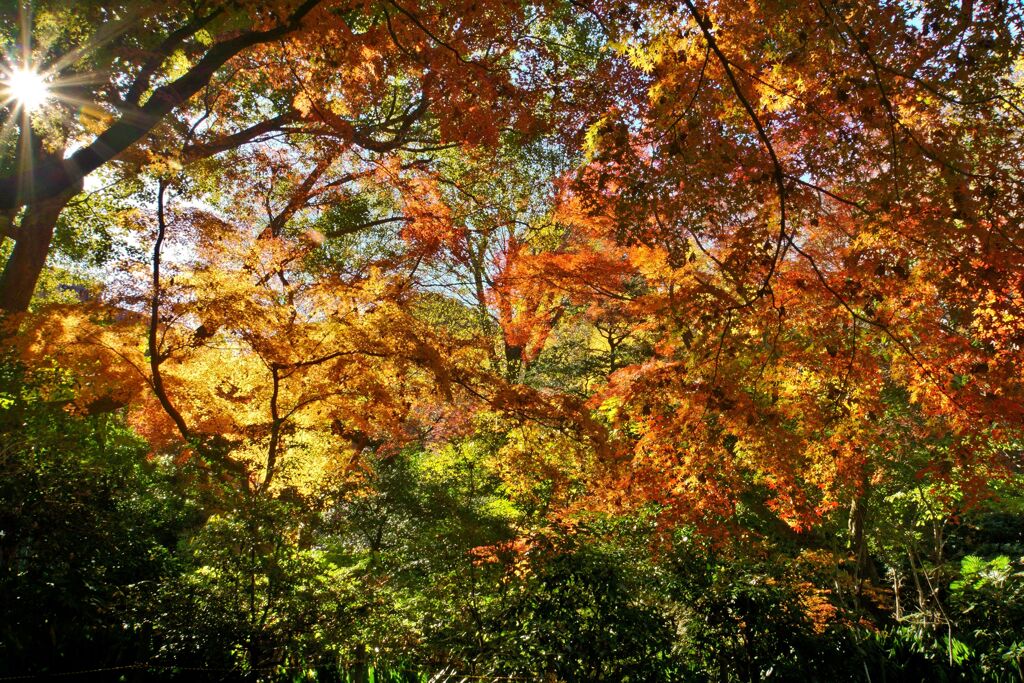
[0,0,323,209]
[125,7,226,106]
[149,179,192,441]
[683,0,788,298]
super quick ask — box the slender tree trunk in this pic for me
[261,367,283,492]
[0,187,78,313]
[352,643,369,683]
[149,180,191,440]
[849,488,868,564]
[849,469,879,595]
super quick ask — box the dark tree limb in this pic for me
[0,0,323,210]
[148,179,191,441]
[683,0,788,298]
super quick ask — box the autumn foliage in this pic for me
[3,0,1022,531]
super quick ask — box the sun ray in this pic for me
[3,67,51,112]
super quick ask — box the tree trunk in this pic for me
[0,187,78,313]
[849,473,880,589]
[351,643,369,683]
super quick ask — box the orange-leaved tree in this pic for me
[535,0,1024,535]
[0,0,563,312]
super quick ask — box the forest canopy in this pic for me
[1,0,1023,680]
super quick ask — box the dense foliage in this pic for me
[2,0,1023,680]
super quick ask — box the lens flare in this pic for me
[3,67,51,112]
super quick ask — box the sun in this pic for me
[2,67,51,113]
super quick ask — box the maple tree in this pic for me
[0,0,559,311]
[530,0,1024,537]
[3,0,602,499]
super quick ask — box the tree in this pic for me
[0,358,195,676]
[538,0,1024,533]
[0,0,562,312]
